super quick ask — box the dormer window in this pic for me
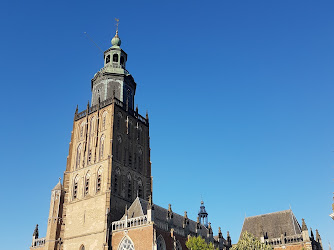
[113,54,118,62]
[106,55,110,64]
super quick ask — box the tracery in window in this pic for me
[157,235,166,250]
[84,171,90,196]
[73,175,79,199]
[96,167,102,192]
[118,237,134,250]
[175,240,182,250]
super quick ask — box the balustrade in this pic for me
[31,237,45,248]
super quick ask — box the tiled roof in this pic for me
[240,209,302,240]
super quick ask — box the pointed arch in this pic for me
[176,240,182,250]
[156,235,166,250]
[118,236,134,250]
[79,245,85,250]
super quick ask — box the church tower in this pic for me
[30,27,152,250]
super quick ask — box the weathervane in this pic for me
[115,18,120,35]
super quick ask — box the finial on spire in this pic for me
[59,177,61,183]
[115,18,120,37]
[111,18,121,47]
[302,218,308,231]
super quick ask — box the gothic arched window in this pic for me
[118,237,134,250]
[84,171,90,196]
[113,54,119,62]
[96,167,102,192]
[106,55,110,64]
[157,235,166,250]
[73,175,79,199]
[76,144,82,169]
[99,135,105,161]
[80,245,85,250]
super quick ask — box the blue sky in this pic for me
[0,0,333,249]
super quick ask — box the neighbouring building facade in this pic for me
[30,29,231,250]
[240,209,323,250]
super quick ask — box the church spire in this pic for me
[91,19,137,108]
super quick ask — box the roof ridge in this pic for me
[245,209,292,219]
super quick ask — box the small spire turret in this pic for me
[198,200,208,227]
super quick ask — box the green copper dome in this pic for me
[111,32,121,47]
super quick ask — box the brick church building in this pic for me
[29,28,232,250]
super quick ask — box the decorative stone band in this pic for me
[112,215,148,232]
[264,233,303,246]
[75,97,148,125]
[31,237,45,248]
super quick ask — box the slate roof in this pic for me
[121,197,209,236]
[240,209,302,240]
[52,181,62,191]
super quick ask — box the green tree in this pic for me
[231,232,273,250]
[186,236,217,250]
